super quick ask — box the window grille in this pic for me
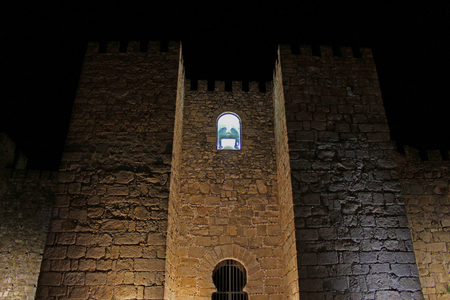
[212,260,248,300]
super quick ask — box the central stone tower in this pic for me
[164,78,299,299]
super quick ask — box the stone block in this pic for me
[188,246,206,258]
[260,257,278,269]
[96,259,113,271]
[135,272,156,285]
[38,272,62,286]
[317,252,338,265]
[299,279,323,292]
[148,233,166,245]
[296,229,318,241]
[57,233,77,245]
[67,246,86,258]
[134,258,165,271]
[124,271,134,284]
[114,285,137,299]
[133,206,150,219]
[90,285,113,300]
[323,277,348,291]
[120,245,142,258]
[115,171,134,184]
[63,272,85,286]
[102,220,127,231]
[44,246,67,260]
[86,247,105,259]
[48,286,66,296]
[114,232,141,245]
[191,195,204,204]
[67,286,89,299]
[85,272,107,285]
[78,259,96,271]
[299,253,318,265]
[426,242,447,252]
[145,286,164,299]
[375,290,401,299]
[50,260,71,272]
[352,264,369,275]
[108,186,128,196]
[366,273,389,291]
[398,277,422,291]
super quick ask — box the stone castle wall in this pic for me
[35,41,181,300]
[167,79,289,299]
[279,45,423,299]
[164,49,185,300]
[0,169,57,300]
[395,147,450,300]
[5,42,450,300]
[273,55,300,299]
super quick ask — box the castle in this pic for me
[1,41,449,300]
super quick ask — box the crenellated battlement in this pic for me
[185,79,271,93]
[4,169,58,181]
[279,44,373,59]
[395,144,450,162]
[85,40,180,55]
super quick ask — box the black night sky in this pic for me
[1,1,449,170]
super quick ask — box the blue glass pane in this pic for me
[217,113,241,150]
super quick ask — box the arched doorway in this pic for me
[212,260,248,300]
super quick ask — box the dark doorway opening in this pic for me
[212,260,248,300]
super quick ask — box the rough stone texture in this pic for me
[166,79,290,299]
[280,45,423,299]
[4,43,444,299]
[35,41,180,300]
[396,147,450,300]
[0,168,57,299]
[164,50,185,300]
[273,55,300,299]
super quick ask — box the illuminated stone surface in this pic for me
[3,42,449,300]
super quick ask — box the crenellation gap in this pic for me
[242,81,249,92]
[160,40,169,52]
[119,41,128,53]
[440,149,450,161]
[139,40,149,52]
[419,149,429,161]
[290,43,300,55]
[190,79,198,91]
[207,80,215,92]
[332,45,342,57]
[98,41,107,53]
[225,80,232,92]
[351,46,362,58]
[311,45,321,57]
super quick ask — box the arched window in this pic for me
[217,113,241,150]
[212,260,248,300]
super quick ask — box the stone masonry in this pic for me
[164,79,299,299]
[273,57,301,299]
[0,169,57,300]
[4,41,449,299]
[395,147,450,300]
[279,45,423,299]
[0,134,57,300]
[35,41,180,300]
[164,50,185,300]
